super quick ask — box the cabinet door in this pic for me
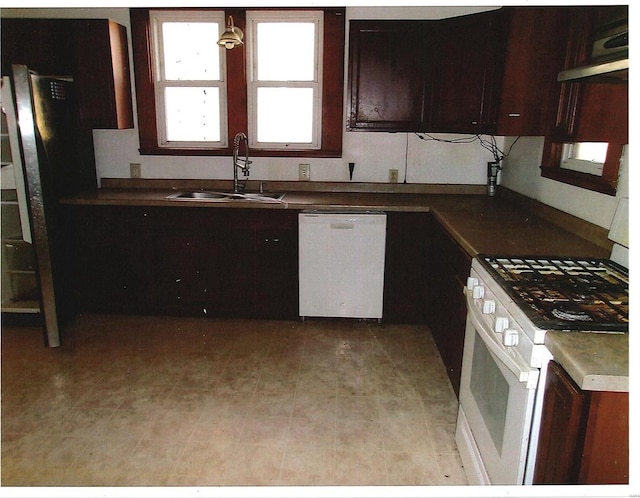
[74,20,134,130]
[348,21,428,131]
[153,208,252,317]
[497,8,570,136]
[430,10,506,134]
[533,360,587,484]
[534,360,629,485]
[67,205,154,314]
[253,211,299,320]
[579,390,629,484]
[425,216,471,396]
[383,212,429,324]
[153,208,298,319]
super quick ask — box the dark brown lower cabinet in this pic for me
[424,214,471,396]
[66,205,155,314]
[534,360,629,484]
[65,206,298,320]
[65,205,476,364]
[383,212,430,324]
[251,215,299,319]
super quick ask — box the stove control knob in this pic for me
[466,277,479,289]
[503,329,519,347]
[482,299,496,314]
[495,317,509,333]
[472,285,485,299]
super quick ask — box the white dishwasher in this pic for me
[299,211,386,320]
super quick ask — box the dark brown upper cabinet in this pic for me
[1,18,134,130]
[429,9,507,134]
[347,9,507,134]
[540,6,628,196]
[496,7,571,136]
[347,20,429,132]
[74,20,134,130]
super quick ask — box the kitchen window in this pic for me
[541,137,624,197]
[131,8,345,157]
[559,142,607,176]
[150,11,228,149]
[247,11,323,150]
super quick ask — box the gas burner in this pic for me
[551,308,593,322]
[477,255,629,332]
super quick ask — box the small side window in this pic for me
[560,142,608,176]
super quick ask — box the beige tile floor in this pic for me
[1,314,467,489]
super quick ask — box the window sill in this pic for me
[540,166,617,196]
[138,146,342,158]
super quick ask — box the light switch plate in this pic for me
[130,163,142,179]
[299,164,310,181]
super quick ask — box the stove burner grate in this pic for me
[477,255,629,332]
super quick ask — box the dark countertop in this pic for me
[61,182,626,391]
[61,184,610,259]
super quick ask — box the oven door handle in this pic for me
[465,289,539,388]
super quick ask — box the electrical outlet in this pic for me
[130,163,142,179]
[299,163,311,181]
[389,169,398,183]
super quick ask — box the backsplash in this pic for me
[93,129,502,186]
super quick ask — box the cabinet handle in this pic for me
[508,113,521,117]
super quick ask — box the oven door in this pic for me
[456,288,539,485]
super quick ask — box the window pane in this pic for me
[257,22,315,81]
[162,22,220,81]
[165,87,220,142]
[561,142,607,176]
[573,142,608,163]
[257,87,313,143]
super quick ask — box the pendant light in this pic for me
[218,16,244,49]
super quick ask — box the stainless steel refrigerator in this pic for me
[5,64,88,347]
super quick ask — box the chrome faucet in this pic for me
[233,132,252,193]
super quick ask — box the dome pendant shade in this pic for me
[218,16,244,49]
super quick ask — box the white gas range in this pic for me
[455,199,629,486]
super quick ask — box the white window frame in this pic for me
[560,142,607,176]
[150,10,229,149]
[246,10,324,151]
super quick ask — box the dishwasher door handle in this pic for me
[330,223,354,229]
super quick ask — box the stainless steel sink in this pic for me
[166,191,285,202]
[167,191,230,200]
[233,192,285,201]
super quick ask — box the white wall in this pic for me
[500,137,629,230]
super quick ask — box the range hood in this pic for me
[557,55,628,82]
[558,7,628,83]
